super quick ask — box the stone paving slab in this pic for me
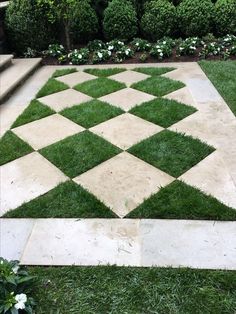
[1,218,235,269]
[56,71,97,87]
[109,70,150,86]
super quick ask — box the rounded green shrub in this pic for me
[214,0,236,35]
[5,0,55,54]
[141,0,176,41]
[177,0,214,37]
[72,0,99,43]
[103,0,138,41]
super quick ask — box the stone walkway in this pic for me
[1,62,236,269]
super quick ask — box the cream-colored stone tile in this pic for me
[21,219,141,266]
[90,113,162,150]
[109,70,149,87]
[99,88,155,111]
[0,219,35,260]
[0,152,68,215]
[180,151,236,209]
[12,114,84,150]
[38,89,92,111]
[56,71,96,87]
[163,86,197,109]
[74,152,174,217]
[141,220,236,269]
[0,104,27,137]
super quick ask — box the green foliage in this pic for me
[5,0,55,54]
[72,0,99,43]
[0,258,35,314]
[177,0,214,37]
[214,0,236,36]
[141,0,176,41]
[103,0,138,40]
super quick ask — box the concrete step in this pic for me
[0,58,41,103]
[0,54,13,72]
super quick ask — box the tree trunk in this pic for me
[63,19,71,50]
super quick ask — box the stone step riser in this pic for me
[0,54,13,72]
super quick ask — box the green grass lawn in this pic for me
[4,181,116,218]
[30,266,236,314]
[134,67,175,76]
[131,76,185,97]
[74,77,126,98]
[84,68,126,77]
[128,130,215,177]
[129,98,196,128]
[199,61,236,116]
[36,78,69,98]
[0,131,33,166]
[61,99,124,128]
[40,131,121,178]
[52,68,77,78]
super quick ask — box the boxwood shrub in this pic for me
[72,0,99,44]
[103,0,138,41]
[214,0,236,35]
[141,0,176,41]
[177,0,214,37]
[5,0,55,54]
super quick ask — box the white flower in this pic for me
[12,265,19,274]
[163,41,166,44]
[108,45,114,50]
[180,47,184,51]
[78,54,82,59]
[135,42,139,46]
[0,260,3,264]
[160,52,163,57]
[157,49,162,52]
[156,45,160,48]
[108,51,111,56]
[99,43,102,47]
[125,49,130,56]
[15,294,27,310]
[98,52,103,59]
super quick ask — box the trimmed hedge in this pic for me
[177,0,214,37]
[214,0,236,35]
[141,0,176,41]
[72,0,99,43]
[5,0,55,54]
[103,0,138,40]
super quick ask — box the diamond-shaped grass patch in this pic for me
[0,131,33,166]
[52,68,77,78]
[127,180,236,221]
[84,68,126,77]
[11,99,55,128]
[74,77,126,98]
[61,99,124,128]
[128,130,215,177]
[40,131,121,178]
[133,67,175,76]
[129,98,197,128]
[131,76,185,97]
[3,180,117,218]
[36,78,69,98]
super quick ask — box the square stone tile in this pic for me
[0,152,68,215]
[12,114,84,150]
[90,113,162,150]
[99,88,156,111]
[109,70,150,87]
[56,71,97,87]
[38,89,92,112]
[74,152,174,217]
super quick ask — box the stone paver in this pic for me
[74,152,174,217]
[12,114,84,150]
[0,219,35,260]
[0,152,68,214]
[38,89,92,112]
[99,88,155,111]
[180,151,236,209]
[1,218,233,269]
[90,113,162,150]
[109,70,150,86]
[163,86,197,109]
[56,71,97,87]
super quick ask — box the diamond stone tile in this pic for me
[0,152,68,215]
[99,88,156,111]
[109,70,150,86]
[12,114,84,150]
[56,71,97,87]
[38,89,92,112]
[163,86,197,108]
[90,113,162,150]
[74,152,174,217]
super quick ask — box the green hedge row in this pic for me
[5,0,236,54]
